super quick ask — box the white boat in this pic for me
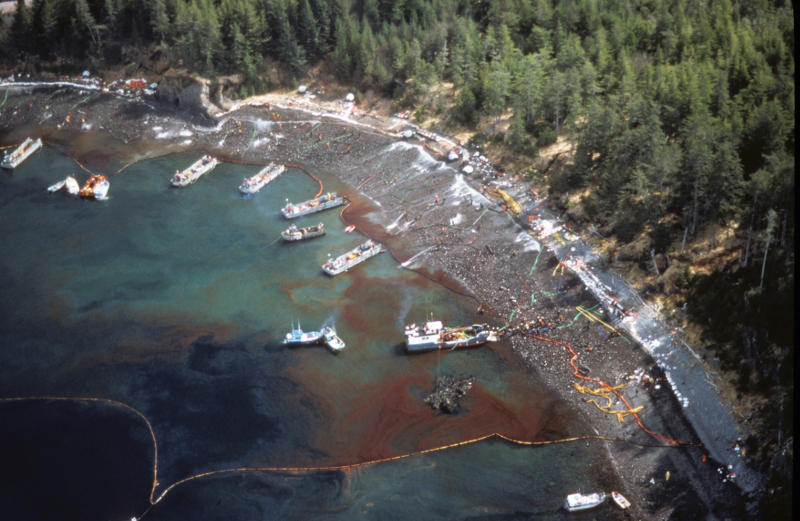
[404,321,498,353]
[171,155,217,187]
[611,491,630,509]
[238,163,286,194]
[564,492,605,512]
[321,326,345,352]
[321,239,383,276]
[79,175,110,200]
[282,323,323,346]
[281,192,344,219]
[47,176,80,195]
[47,180,65,193]
[1,137,43,169]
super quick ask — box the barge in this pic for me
[1,137,42,169]
[281,192,343,219]
[239,163,285,194]
[321,239,383,276]
[171,155,217,187]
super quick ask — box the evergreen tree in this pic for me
[150,0,170,44]
[296,0,320,58]
[10,0,32,55]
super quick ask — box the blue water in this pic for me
[0,140,622,520]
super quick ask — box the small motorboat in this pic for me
[321,326,345,352]
[47,176,80,195]
[344,224,356,233]
[611,491,630,509]
[564,492,605,512]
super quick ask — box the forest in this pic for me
[0,0,794,506]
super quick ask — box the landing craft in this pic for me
[404,320,498,353]
[1,137,42,169]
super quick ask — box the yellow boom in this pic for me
[485,187,522,217]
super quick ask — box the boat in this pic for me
[321,239,383,276]
[281,192,344,219]
[79,175,110,200]
[47,176,80,195]
[321,326,345,352]
[282,323,323,346]
[564,492,606,512]
[281,223,325,242]
[344,224,356,233]
[171,155,217,187]
[238,163,286,194]
[1,137,43,169]
[404,320,498,353]
[611,491,630,509]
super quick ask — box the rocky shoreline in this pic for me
[0,81,756,519]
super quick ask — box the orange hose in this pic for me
[523,333,700,446]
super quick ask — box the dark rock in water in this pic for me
[424,374,475,413]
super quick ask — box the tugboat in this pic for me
[171,155,217,187]
[404,320,498,353]
[47,176,80,196]
[321,326,346,352]
[281,192,344,219]
[564,492,606,512]
[282,323,323,346]
[78,175,110,200]
[281,223,325,242]
[1,137,43,169]
[321,239,383,276]
[238,163,286,194]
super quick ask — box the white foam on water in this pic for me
[181,139,192,145]
[179,129,193,137]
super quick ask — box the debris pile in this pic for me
[424,374,475,413]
